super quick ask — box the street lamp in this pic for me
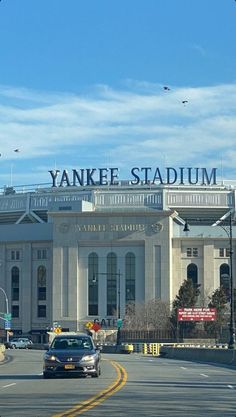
[183,220,190,232]
[92,270,122,346]
[0,286,10,343]
[183,211,236,349]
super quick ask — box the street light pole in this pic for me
[212,211,236,349]
[116,270,121,347]
[228,212,235,349]
[117,269,121,320]
[0,286,10,343]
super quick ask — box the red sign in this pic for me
[91,322,101,332]
[177,308,216,322]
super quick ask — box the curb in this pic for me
[0,353,12,365]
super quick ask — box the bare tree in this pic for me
[123,299,171,331]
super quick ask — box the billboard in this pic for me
[177,308,216,322]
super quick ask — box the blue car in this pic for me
[43,334,101,379]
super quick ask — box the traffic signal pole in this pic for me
[0,287,10,343]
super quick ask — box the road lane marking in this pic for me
[2,383,16,388]
[227,385,234,389]
[52,360,127,417]
[180,367,187,370]
[131,380,234,390]
[200,374,209,378]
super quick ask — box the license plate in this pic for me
[64,364,75,369]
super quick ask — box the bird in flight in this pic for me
[182,100,188,104]
[14,149,20,153]
[163,86,170,91]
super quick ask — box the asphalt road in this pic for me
[0,349,235,417]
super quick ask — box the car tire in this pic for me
[92,366,101,378]
[43,372,52,379]
[11,344,16,349]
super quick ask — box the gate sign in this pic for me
[178,308,216,322]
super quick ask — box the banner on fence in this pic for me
[177,308,216,322]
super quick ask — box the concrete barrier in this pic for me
[0,344,5,353]
[160,346,236,366]
[120,343,134,353]
[0,344,6,362]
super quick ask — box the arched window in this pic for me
[187,263,198,286]
[125,252,135,305]
[37,266,47,318]
[11,266,19,301]
[37,266,46,301]
[107,252,117,316]
[11,266,19,318]
[220,263,230,300]
[88,253,98,315]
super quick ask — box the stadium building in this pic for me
[0,165,235,342]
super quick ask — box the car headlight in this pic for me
[44,354,59,362]
[82,354,96,362]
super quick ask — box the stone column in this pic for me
[203,240,216,300]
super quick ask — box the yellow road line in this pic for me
[52,360,127,417]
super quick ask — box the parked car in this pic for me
[43,333,101,379]
[5,338,33,349]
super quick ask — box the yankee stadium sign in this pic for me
[49,166,217,188]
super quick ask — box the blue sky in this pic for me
[0,0,236,188]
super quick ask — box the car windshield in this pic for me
[51,337,93,350]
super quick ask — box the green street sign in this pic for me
[4,313,12,320]
[117,318,123,329]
